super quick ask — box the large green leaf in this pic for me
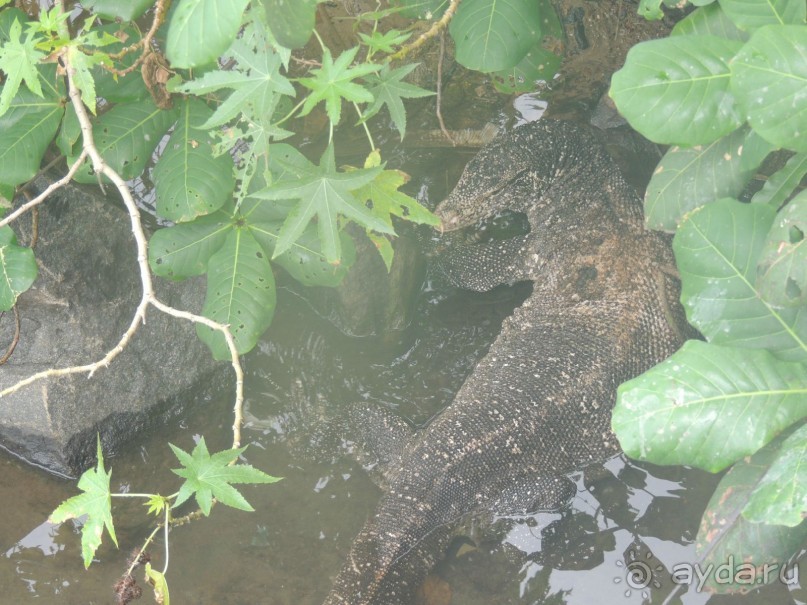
[719,0,806,31]
[83,0,152,20]
[743,423,807,527]
[49,438,117,568]
[731,25,807,153]
[391,0,448,19]
[609,35,744,146]
[261,0,317,49]
[148,210,233,279]
[613,340,807,472]
[671,3,748,40]
[448,0,542,73]
[0,225,37,311]
[251,143,391,262]
[757,190,807,307]
[694,440,807,593]
[70,100,179,183]
[644,128,771,232]
[491,41,562,95]
[166,0,250,68]
[153,98,235,222]
[196,228,276,359]
[0,66,64,187]
[751,152,807,207]
[673,199,807,361]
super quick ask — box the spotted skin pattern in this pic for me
[323,120,692,605]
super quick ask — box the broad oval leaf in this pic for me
[731,25,807,153]
[751,152,807,208]
[694,440,807,594]
[166,0,250,68]
[673,198,807,361]
[70,100,180,184]
[610,35,744,146]
[613,340,807,472]
[719,0,806,31]
[449,0,542,73]
[391,0,448,19]
[671,3,748,41]
[0,225,37,311]
[197,229,276,359]
[0,66,64,187]
[148,210,233,279]
[644,127,772,232]
[743,422,807,526]
[262,0,317,49]
[153,98,235,222]
[757,190,807,307]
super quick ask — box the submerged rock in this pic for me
[0,179,226,477]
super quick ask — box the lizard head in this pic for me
[435,130,534,233]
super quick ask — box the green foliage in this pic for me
[49,437,117,568]
[261,0,317,49]
[170,437,281,515]
[166,0,251,68]
[0,18,44,115]
[0,223,37,311]
[612,0,807,591]
[361,64,434,141]
[82,0,153,21]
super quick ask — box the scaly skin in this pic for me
[323,119,692,605]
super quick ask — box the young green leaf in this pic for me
[361,64,434,140]
[251,143,391,262]
[49,437,117,568]
[170,437,281,516]
[673,198,807,361]
[0,18,45,116]
[358,29,411,56]
[144,495,169,517]
[298,46,380,126]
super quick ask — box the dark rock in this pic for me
[0,178,226,477]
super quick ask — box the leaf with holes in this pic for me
[731,25,807,153]
[70,99,179,184]
[170,437,281,515]
[449,0,542,72]
[673,198,807,361]
[610,35,744,146]
[166,0,250,68]
[148,210,233,279]
[0,225,37,311]
[695,438,807,594]
[613,339,807,472]
[153,98,235,222]
[757,190,807,307]
[196,228,276,359]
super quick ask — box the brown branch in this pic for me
[0,306,21,366]
[102,0,171,77]
[388,0,462,63]
[435,30,454,146]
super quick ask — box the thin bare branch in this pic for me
[388,0,462,63]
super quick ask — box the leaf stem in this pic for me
[353,102,376,151]
[125,524,161,577]
[111,493,158,499]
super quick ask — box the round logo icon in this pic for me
[614,549,663,598]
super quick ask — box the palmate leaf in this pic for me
[298,46,380,126]
[170,436,281,516]
[610,35,744,146]
[694,438,807,594]
[49,437,117,568]
[251,143,392,262]
[361,64,434,140]
[448,0,542,72]
[196,228,277,359]
[0,18,44,117]
[757,190,807,307]
[613,340,807,473]
[153,98,235,222]
[0,224,37,310]
[673,198,807,361]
